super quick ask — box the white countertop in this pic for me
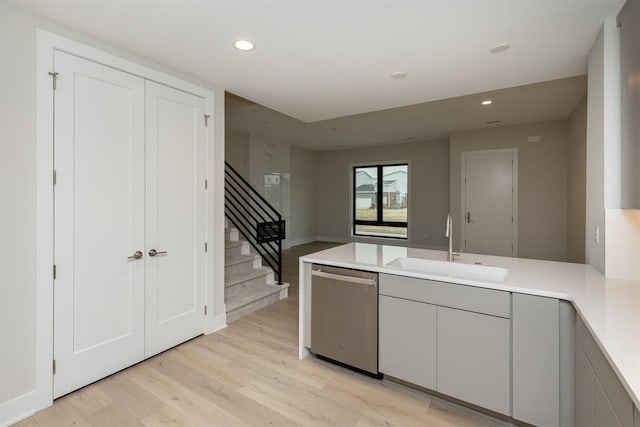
[300,243,640,408]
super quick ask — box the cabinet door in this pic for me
[379,295,436,389]
[576,341,594,427]
[619,0,640,208]
[512,294,559,427]
[437,306,510,415]
[594,375,623,427]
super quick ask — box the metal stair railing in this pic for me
[225,161,285,284]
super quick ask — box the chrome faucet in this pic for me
[445,213,460,262]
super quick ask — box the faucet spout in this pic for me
[445,213,460,262]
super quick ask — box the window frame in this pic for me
[352,163,408,239]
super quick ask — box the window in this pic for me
[353,164,408,238]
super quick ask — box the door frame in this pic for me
[460,148,518,256]
[35,29,224,411]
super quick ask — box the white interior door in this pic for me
[463,149,517,257]
[144,81,206,357]
[53,51,145,397]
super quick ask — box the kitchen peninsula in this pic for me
[298,243,640,426]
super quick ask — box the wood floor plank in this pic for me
[129,364,245,426]
[97,375,166,420]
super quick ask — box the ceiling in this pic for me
[227,76,587,151]
[6,0,624,123]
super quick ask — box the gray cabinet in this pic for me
[512,293,560,426]
[619,0,640,208]
[379,273,511,416]
[436,306,510,415]
[379,295,436,389]
[576,316,634,427]
[576,340,594,427]
[594,375,623,427]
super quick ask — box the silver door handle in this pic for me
[127,250,143,260]
[466,212,473,223]
[311,269,377,286]
[148,249,167,257]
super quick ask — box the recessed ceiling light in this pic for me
[489,43,510,53]
[481,100,493,105]
[233,40,255,51]
[390,71,407,79]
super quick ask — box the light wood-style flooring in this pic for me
[16,242,505,427]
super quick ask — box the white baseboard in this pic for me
[206,312,227,334]
[0,391,35,427]
[315,235,350,244]
[284,236,321,248]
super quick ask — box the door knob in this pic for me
[148,249,167,257]
[127,250,143,260]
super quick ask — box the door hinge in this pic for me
[204,114,210,126]
[204,305,208,315]
[53,170,57,185]
[204,242,208,252]
[48,72,59,90]
[52,359,56,375]
[53,264,57,279]
[204,179,208,190]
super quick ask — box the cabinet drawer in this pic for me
[577,316,634,427]
[379,273,510,318]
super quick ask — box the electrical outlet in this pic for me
[595,226,600,245]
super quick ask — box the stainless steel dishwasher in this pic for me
[311,264,379,376]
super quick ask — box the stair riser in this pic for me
[225,258,258,274]
[225,275,270,298]
[226,291,283,323]
[225,229,239,241]
[224,242,250,258]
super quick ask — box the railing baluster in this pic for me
[224,161,284,285]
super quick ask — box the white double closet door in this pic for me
[53,51,206,398]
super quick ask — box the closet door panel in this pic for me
[145,81,206,357]
[53,51,145,398]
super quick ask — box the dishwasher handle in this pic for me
[311,269,377,286]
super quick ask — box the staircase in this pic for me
[225,221,289,323]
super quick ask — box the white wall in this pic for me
[450,121,569,262]
[586,18,621,273]
[1,2,38,409]
[315,140,450,249]
[225,129,250,178]
[567,97,587,263]
[248,134,291,242]
[289,146,318,246]
[0,3,225,424]
[225,130,317,248]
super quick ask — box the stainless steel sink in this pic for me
[385,257,508,281]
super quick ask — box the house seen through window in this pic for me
[353,164,408,239]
